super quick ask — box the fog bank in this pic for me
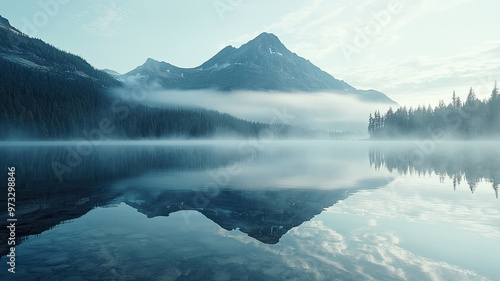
[117,89,393,132]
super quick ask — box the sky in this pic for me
[1,0,500,106]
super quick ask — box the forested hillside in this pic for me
[0,20,314,140]
[0,56,293,139]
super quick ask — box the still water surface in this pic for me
[0,141,498,281]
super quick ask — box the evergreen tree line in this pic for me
[0,54,318,140]
[0,55,272,139]
[368,83,500,138]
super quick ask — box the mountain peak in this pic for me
[144,58,161,65]
[244,32,285,49]
[142,58,175,69]
[254,32,280,42]
[122,33,396,104]
[233,32,292,61]
[198,45,237,69]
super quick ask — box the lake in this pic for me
[0,141,499,281]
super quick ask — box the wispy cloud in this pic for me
[330,177,500,239]
[228,0,485,106]
[243,217,491,281]
[80,0,131,36]
[126,89,394,131]
[331,40,500,105]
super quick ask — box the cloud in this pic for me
[80,0,131,36]
[226,0,485,107]
[121,89,393,132]
[264,1,352,61]
[249,217,490,281]
[384,0,474,35]
[186,0,494,108]
[330,177,500,239]
[329,39,500,106]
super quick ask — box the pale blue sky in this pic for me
[1,0,499,105]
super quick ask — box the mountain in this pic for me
[124,183,389,244]
[0,16,318,140]
[122,32,396,104]
[0,15,20,34]
[0,14,124,139]
[103,68,122,79]
[0,16,118,86]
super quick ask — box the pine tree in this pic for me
[466,87,477,105]
[368,113,374,134]
[491,81,498,100]
[456,96,462,109]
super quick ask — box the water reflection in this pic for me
[0,142,246,183]
[369,142,500,198]
[0,141,390,258]
[0,142,249,258]
[120,180,388,244]
[0,141,498,281]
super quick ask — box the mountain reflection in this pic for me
[121,179,388,245]
[0,142,391,257]
[369,142,500,198]
[0,143,248,257]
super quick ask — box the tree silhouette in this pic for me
[369,84,500,138]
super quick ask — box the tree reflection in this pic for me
[369,143,500,198]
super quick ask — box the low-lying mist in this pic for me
[115,89,393,132]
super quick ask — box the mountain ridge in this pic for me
[0,15,20,34]
[122,32,396,104]
[0,15,314,140]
